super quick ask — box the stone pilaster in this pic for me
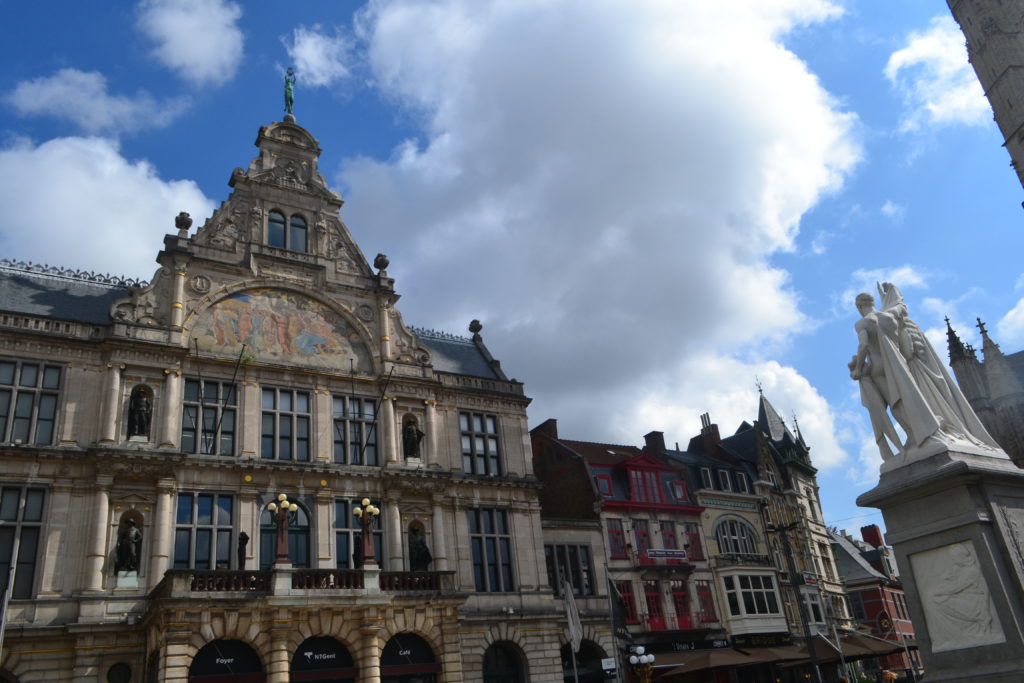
[381,396,397,464]
[83,474,113,592]
[316,489,333,568]
[99,362,123,443]
[430,496,448,572]
[425,400,437,466]
[315,389,332,462]
[148,477,176,590]
[39,484,72,595]
[359,623,383,683]
[239,380,260,458]
[160,368,182,448]
[266,627,290,683]
[386,498,402,570]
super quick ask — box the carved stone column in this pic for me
[425,400,438,466]
[162,625,196,682]
[240,380,260,458]
[381,396,397,464]
[379,304,392,360]
[148,477,176,589]
[266,627,290,683]
[171,268,187,330]
[316,489,333,568]
[38,484,72,595]
[99,362,123,443]
[386,498,402,570]
[430,496,448,571]
[160,369,182,448]
[84,474,113,592]
[315,389,332,462]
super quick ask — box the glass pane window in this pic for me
[715,519,758,555]
[460,411,502,476]
[0,486,46,599]
[268,211,286,248]
[261,387,311,461]
[333,498,384,569]
[722,574,779,617]
[173,492,234,569]
[468,508,514,592]
[180,378,237,456]
[332,396,378,465]
[289,215,308,253]
[0,360,62,445]
[545,543,594,596]
[607,518,627,558]
[260,501,311,569]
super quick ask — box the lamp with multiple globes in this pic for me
[627,645,655,683]
[353,498,380,567]
[267,493,299,565]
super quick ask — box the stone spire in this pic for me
[946,316,968,364]
[978,318,1024,401]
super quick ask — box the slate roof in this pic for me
[414,329,505,380]
[0,261,133,325]
[830,531,889,583]
[558,439,641,465]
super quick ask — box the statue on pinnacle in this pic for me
[284,67,296,120]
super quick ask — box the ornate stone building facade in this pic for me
[947,0,1024,190]
[0,117,568,682]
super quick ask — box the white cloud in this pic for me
[284,25,352,88]
[997,298,1024,348]
[340,0,859,449]
[885,15,989,132]
[0,137,214,279]
[137,0,243,86]
[880,199,905,222]
[6,69,188,136]
[839,265,929,315]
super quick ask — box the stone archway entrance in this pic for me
[290,636,358,682]
[189,639,265,682]
[380,633,440,683]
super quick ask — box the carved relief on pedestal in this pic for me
[909,540,1006,652]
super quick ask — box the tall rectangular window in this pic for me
[468,508,514,592]
[659,520,681,563]
[848,591,866,621]
[545,544,595,597]
[718,470,732,491]
[332,396,378,465]
[460,412,501,475]
[683,523,704,560]
[334,499,384,569]
[696,579,718,622]
[700,467,712,489]
[671,580,692,627]
[181,378,237,456]
[0,360,61,446]
[607,519,627,558]
[0,486,45,599]
[173,493,234,569]
[261,388,311,461]
[633,519,651,562]
[617,581,638,624]
[644,581,664,626]
[735,472,749,493]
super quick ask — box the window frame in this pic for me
[460,411,502,476]
[700,467,712,489]
[594,474,613,496]
[468,507,515,592]
[696,579,718,622]
[332,395,378,466]
[715,518,758,555]
[0,359,62,446]
[671,479,688,501]
[722,574,781,617]
[334,498,384,569]
[683,522,704,560]
[617,580,638,624]
[266,209,309,253]
[717,470,732,492]
[607,518,627,559]
[0,485,45,599]
[544,543,595,597]
[260,387,312,461]
[735,472,749,493]
[181,378,237,456]
[259,500,311,569]
[173,492,235,570]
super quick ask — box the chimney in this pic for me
[860,524,885,549]
[644,431,666,453]
[700,412,721,450]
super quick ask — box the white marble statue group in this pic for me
[851,282,1001,462]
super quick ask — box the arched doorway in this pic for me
[561,640,608,682]
[380,633,440,683]
[291,636,357,682]
[189,640,264,682]
[483,641,526,682]
[259,501,310,569]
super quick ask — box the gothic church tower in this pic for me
[948,0,1024,190]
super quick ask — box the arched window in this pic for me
[714,518,757,555]
[291,636,357,682]
[268,211,286,248]
[289,215,308,253]
[189,640,264,682]
[561,640,607,683]
[380,633,439,682]
[259,502,310,569]
[483,641,525,683]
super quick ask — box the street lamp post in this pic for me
[267,493,298,565]
[627,645,655,683]
[353,498,380,567]
[767,520,823,683]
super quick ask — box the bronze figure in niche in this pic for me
[127,386,153,439]
[402,416,424,459]
[408,523,432,572]
[115,518,143,573]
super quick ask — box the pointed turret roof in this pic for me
[946,316,969,364]
[757,392,795,444]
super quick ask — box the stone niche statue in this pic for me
[115,518,143,573]
[408,524,432,572]
[127,386,153,439]
[402,417,425,459]
[850,282,1001,462]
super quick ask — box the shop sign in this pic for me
[646,549,688,559]
[732,633,794,648]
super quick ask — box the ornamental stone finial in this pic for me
[175,211,193,238]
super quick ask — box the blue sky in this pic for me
[2,0,1022,539]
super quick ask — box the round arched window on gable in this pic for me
[289,214,308,253]
[268,210,286,248]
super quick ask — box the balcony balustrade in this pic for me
[711,552,772,569]
[153,569,453,598]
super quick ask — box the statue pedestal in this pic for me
[858,448,1024,682]
[115,571,139,589]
